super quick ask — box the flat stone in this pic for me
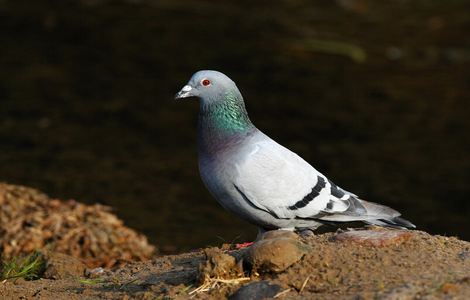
[259,230,299,241]
[247,235,310,273]
[229,280,281,300]
[198,247,241,282]
[42,251,86,279]
[334,230,413,247]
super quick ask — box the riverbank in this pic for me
[1,183,469,299]
[1,231,469,299]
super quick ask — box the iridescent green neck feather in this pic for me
[198,91,254,155]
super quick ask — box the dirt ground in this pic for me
[0,183,155,268]
[1,230,469,300]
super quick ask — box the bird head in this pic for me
[175,70,241,104]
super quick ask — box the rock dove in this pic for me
[175,70,415,234]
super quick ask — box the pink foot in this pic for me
[235,242,254,249]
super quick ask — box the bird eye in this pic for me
[201,79,211,86]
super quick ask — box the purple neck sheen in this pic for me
[197,92,255,157]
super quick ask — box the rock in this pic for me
[229,280,281,300]
[258,230,299,241]
[42,251,86,279]
[85,267,105,278]
[246,230,310,273]
[333,229,412,247]
[458,251,469,261]
[198,247,241,282]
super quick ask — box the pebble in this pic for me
[246,230,310,273]
[42,251,86,279]
[229,280,281,300]
[198,247,241,282]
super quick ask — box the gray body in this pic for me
[176,70,415,232]
[199,129,321,230]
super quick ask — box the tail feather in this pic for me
[360,200,416,229]
[383,216,416,229]
[316,198,416,229]
[366,217,415,229]
[359,199,401,219]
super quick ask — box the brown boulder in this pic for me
[42,251,86,279]
[198,247,242,283]
[246,230,310,273]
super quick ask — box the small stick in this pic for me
[274,288,292,298]
[188,277,251,295]
[212,277,250,284]
[299,275,310,293]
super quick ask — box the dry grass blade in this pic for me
[188,275,251,296]
[211,277,250,284]
[274,288,292,298]
[119,278,139,290]
[299,275,310,293]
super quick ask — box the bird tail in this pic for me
[315,198,416,229]
[359,199,416,229]
[365,217,416,229]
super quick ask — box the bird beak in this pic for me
[175,85,193,100]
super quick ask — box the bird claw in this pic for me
[235,242,254,249]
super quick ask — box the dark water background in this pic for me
[0,0,469,253]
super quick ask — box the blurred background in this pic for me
[0,0,468,253]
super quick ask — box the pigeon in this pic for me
[175,70,415,234]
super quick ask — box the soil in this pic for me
[1,230,469,299]
[0,183,155,268]
[1,183,469,299]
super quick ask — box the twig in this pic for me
[274,288,292,298]
[188,276,251,295]
[212,277,250,284]
[299,275,310,293]
[119,278,139,290]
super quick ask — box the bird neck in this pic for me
[197,92,254,155]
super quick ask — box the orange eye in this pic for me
[202,79,211,86]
